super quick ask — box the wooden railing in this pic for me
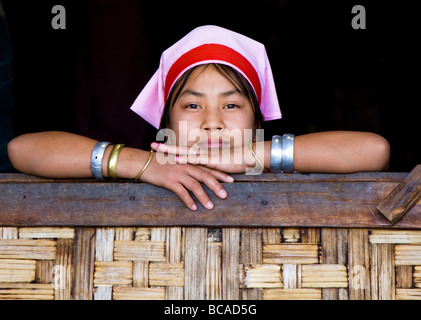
[0,167,420,300]
[1,166,420,228]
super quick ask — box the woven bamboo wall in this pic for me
[1,226,421,300]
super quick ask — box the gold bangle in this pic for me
[134,149,154,181]
[248,140,268,173]
[107,144,125,179]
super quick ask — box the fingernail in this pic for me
[206,201,214,209]
[219,189,227,198]
[226,176,234,182]
[175,156,180,162]
[151,142,159,149]
[191,204,198,211]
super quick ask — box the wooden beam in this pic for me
[377,165,421,224]
[0,172,420,229]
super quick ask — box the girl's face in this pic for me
[169,65,255,149]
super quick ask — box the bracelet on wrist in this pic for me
[134,149,154,181]
[281,134,294,173]
[248,140,268,173]
[90,141,112,179]
[270,134,295,173]
[107,144,125,179]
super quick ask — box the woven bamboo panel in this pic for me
[1,226,421,300]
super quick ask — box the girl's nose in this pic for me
[200,109,225,131]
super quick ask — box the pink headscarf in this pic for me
[130,25,282,129]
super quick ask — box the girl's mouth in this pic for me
[196,138,230,149]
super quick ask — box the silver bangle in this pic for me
[270,135,283,173]
[281,134,295,173]
[90,141,112,179]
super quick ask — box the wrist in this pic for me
[101,145,113,178]
[269,134,295,173]
[245,141,269,174]
[102,147,151,180]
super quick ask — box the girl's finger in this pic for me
[188,166,228,201]
[199,166,234,183]
[151,142,181,154]
[179,175,214,210]
[169,183,199,211]
[151,142,196,156]
[175,154,208,165]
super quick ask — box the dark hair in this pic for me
[159,63,264,130]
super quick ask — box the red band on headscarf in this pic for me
[164,44,261,103]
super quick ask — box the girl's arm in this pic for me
[267,131,390,173]
[7,131,232,210]
[8,131,107,178]
[165,131,390,174]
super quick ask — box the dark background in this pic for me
[2,0,419,172]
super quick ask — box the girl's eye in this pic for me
[186,104,201,109]
[224,104,239,109]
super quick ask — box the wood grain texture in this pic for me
[377,165,421,224]
[71,228,95,300]
[184,228,207,300]
[222,228,240,299]
[1,172,420,229]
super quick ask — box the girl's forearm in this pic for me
[7,131,150,179]
[263,131,390,173]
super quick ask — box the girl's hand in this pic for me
[140,146,234,211]
[150,142,263,175]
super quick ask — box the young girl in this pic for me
[7,25,390,211]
